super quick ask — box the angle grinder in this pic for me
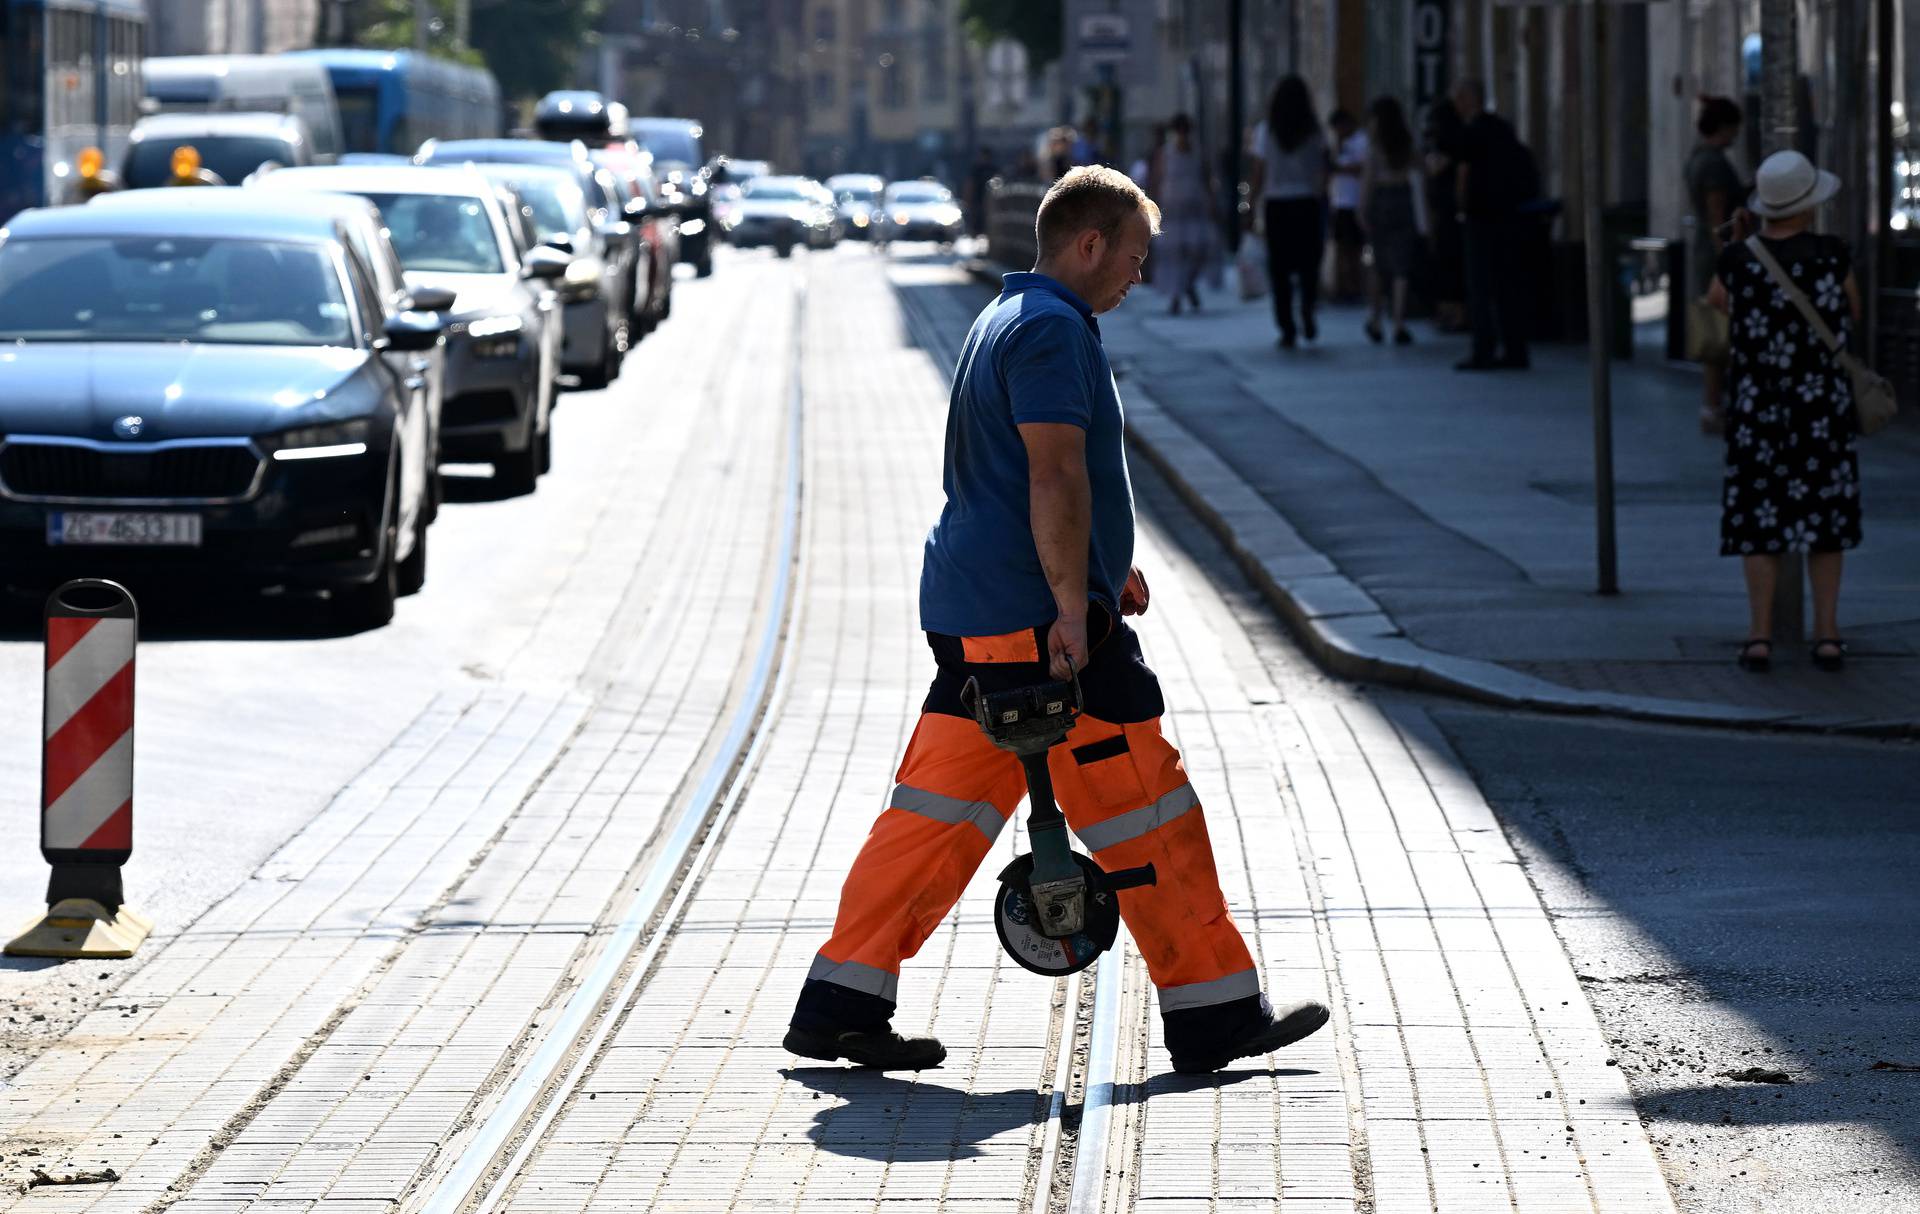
[960,661,1156,976]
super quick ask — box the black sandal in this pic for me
[1811,638,1847,672]
[1737,638,1773,672]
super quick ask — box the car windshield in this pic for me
[743,181,805,201]
[487,174,587,241]
[362,193,505,274]
[889,186,950,204]
[124,136,297,188]
[633,124,700,168]
[836,186,878,203]
[0,236,354,347]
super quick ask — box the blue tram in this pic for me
[0,0,144,221]
[287,49,500,157]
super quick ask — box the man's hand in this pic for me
[1047,609,1090,681]
[1120,566,1151,616]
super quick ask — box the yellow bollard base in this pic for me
[4,898,153,959]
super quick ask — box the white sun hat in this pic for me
[1747,150,1841,219]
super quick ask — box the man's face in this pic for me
[1451,84,1481,118]
[1088,209,1153,314]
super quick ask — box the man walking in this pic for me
[1452,78,1536,370]
[784,167,1331,1075]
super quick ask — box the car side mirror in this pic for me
[407,285,458,313]
[381,311,444,352]
[522,246,571,281]
[542,233,577,255]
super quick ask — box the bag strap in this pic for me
[1746,235,1844,356]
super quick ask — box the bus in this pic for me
[287,50,500,157]
[0,0,145,221]
[141,54,345,163]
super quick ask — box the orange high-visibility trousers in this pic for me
[796,617,1261,1033]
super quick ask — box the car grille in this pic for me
[0,442,263,502]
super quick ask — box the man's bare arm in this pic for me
[1019,421,1092,677]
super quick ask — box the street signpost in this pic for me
[1063,0,1159,89]
[1495,0,1665,596]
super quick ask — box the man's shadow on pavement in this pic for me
[783,1065,1296,1161]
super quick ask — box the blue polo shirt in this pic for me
[920,272,1135,637]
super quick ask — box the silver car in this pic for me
[251,164,567,494]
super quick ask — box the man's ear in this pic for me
[1077,227,1103,263]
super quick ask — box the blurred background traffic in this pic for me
[3,2,1919,632]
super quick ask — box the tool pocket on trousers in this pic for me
[1070,726,1149,815]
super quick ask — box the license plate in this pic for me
[46,512,203,547]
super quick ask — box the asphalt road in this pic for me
[1429,709,1920,1212]
[0,250,773,1076]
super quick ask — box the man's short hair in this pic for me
[1035,166,1161,258]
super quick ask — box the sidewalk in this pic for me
[1095,278,1920,733]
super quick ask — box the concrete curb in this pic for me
[1123,388,1920,737]
[963,256,1911,736]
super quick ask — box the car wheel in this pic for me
[776,241,794,259]
[536,424,553,476]
[396,509,428,597]
[660,285,673,320]
[696,254,714,278]
[334,489,399,631]
[577,325,620,390]
[497,431,540,496]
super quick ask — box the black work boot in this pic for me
[783,1025,947,1070]
[1165,995,1330,1075]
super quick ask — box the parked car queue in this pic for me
[0,137,699,632]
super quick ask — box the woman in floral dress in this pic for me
[1709,151,1861,672]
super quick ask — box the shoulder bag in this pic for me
[1746,236,1897,436]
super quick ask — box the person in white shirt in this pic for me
[1328,109,1368,302]
[1245,75,1329,347]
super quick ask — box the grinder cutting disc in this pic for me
[993,853,1122,976]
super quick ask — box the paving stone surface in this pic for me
[3,252,1687,1214]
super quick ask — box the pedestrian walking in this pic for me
[1247,75,1329,348]
[786,166,1331,1074]
[1328,108,1368,303]
[1422,99,1469,333]
[1451,78,1538,370]
[1687,96,1747,434]
[1148,113,1216,316]
[1708,150,1862,673]
[1359,96,1427,345]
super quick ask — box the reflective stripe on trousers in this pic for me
[812,709,1256,1010]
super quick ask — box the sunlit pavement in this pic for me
[0,244,1912,1213]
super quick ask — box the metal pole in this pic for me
[1760,0,1804,641]
[1227,0,1244,252]
[413,0,430,53]
[1582,0,1618,595]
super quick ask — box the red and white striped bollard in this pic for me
[6,579,152,959]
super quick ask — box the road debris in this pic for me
[1869,1060,1920,1073]
[1719,1067,1792,1085]
[27,1167,120,1188]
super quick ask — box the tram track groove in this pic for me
[411,275,811,1214]
[891,256,1134,1214]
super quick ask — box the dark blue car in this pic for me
[0,193,444,628]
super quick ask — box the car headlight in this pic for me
[893,211,910,225]
[853,212,869,228]
[260,418,372,462]
[465,314,523,359]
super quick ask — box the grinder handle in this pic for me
[1099,863,1157,891]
